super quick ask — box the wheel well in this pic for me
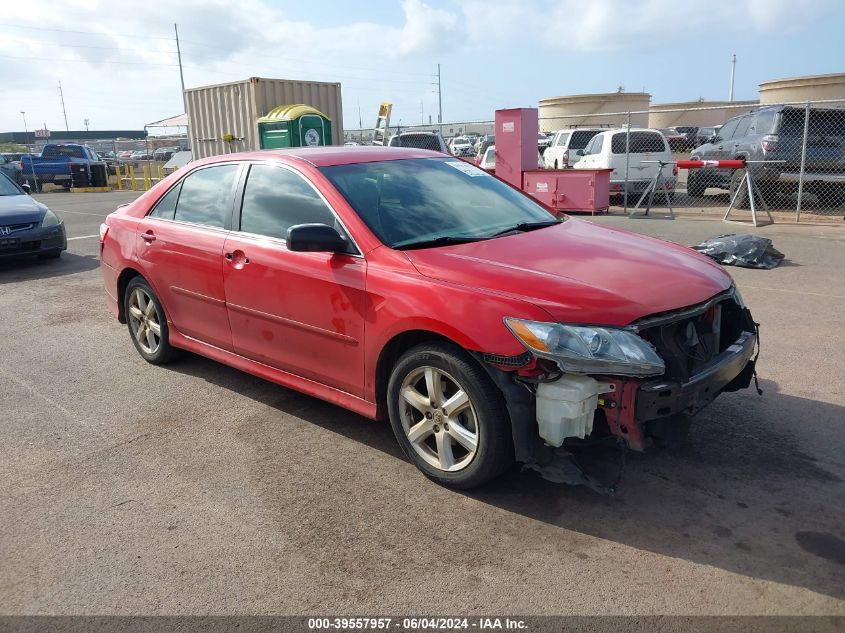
[374,330,459,418]
[116,267,143,323]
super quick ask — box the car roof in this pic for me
[595,127,664,135]
[196,146,445,168]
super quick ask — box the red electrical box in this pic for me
[494,108,538,190]
[493,107,611,214]
[522,168,612,214]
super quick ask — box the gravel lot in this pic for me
[1,192,843,616]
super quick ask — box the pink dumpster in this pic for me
[522,168,612,214]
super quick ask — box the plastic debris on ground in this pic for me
[693,234,785,269]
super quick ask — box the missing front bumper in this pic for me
[635,330,757,421]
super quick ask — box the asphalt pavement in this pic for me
[1,192,843,616]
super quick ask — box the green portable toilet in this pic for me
[257,104,332,149]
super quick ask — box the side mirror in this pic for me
[21,183,32,195]
[287,223,349,253]
[575,149,585,156]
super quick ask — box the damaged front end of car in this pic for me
[478,287,759,492]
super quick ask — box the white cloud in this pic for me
[458,0,835,52]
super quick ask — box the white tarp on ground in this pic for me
[145,113,189,128]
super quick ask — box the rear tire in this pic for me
[729,169,750,209]
[387,342,513,489]
[124,277,179,365]
[686,171,707,197]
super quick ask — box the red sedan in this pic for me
[100,147,758,489]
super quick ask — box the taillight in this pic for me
[562,151,569,164]
[761,134,778,153]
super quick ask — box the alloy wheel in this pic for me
[127,287,162,355]
[398,366,479,472]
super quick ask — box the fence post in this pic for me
[796,101,810,222]
[623,112,631,212]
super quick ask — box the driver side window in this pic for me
[239,164,338,241]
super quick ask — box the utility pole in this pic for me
[20,111,39,189]
[436,63,443,137]
[175,23,187,113]
[729,53,736,102]
[84,118,90,131]
[58,81,69,131]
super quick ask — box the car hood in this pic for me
[0,194,48,224]
[405,219,732,326]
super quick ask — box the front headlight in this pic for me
[504,318,665,377]
[41,209,60,227]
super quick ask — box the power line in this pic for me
[0,22,175,40]
[0,54,179,67]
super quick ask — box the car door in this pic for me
[706,116,740,185]
[135,162,242,351]
[222,162,367,397]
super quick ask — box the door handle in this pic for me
[225,250,249,266]
[141,231,156,242]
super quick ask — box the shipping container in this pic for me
[185,77,343,159]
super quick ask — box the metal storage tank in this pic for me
[649,99,758,128]
[185,77,343,159]
[538,91,650,132]
[759,73,845,104]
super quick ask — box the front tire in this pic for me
[124,277,178,365]
[387,342,513,489]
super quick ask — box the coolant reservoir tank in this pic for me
[535,375,614,447]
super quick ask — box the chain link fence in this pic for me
[345,99,845,221]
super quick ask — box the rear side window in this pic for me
[718,117,740,140]
[239,164,336,240]
[555,132,570,147]
[584,135,603,155]
[569,130,600,150]
[752,110,776,134]
[393,134,443,151]
[173,164,239,228]
[611,132,665,154]
[734,116,752,138]
[148,183,182,220]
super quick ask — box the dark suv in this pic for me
[688,106,845,207]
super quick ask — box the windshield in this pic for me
[321,157,558,249]
[0,173,23,196]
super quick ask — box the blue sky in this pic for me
[1,0,843,132]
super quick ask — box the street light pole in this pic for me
[729,53,736,102]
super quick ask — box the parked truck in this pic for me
[19,144,105,192]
